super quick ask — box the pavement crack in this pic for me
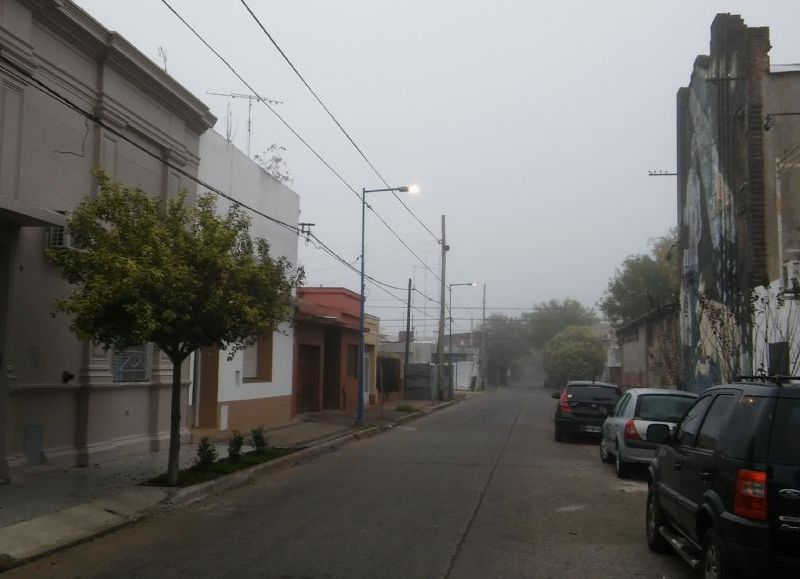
[443,403,524,579]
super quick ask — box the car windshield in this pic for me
[566,386,620,403]
[636,395,695,422]
[769,397,800,466]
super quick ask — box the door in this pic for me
[296,345,321,413]
[660,395,713,534]
[0,239,10,480]
[605,393,632,452]
[197,346,220,428]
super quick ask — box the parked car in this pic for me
[645,380,800,578]
[552,381,621,442]
[600,388,697,478]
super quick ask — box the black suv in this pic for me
[552,381,621,441]
[645,381,800,578]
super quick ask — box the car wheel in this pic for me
[702,527,733,579]
[615,442,630,478]
[600,440,614,464]
[645,486,669,553]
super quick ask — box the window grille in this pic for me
[112,345,152,383]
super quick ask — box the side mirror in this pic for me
[647,423,671,444]
[551,391,561,399]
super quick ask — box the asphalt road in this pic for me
[9,384,692,578]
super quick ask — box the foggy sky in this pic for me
[73,0,800,339]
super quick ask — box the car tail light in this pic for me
[559,391,572,413]
[623,419,640,440]
[735,469,768,521]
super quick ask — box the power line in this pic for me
[237,0,438,243]
[0,56,431,322]
[159,0,440,283]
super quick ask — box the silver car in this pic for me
[600,388,697,478]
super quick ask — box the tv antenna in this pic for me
[206,92,283,156]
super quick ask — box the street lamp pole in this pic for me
[357,184,419,425]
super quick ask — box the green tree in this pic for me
[485,314,529,375]
[50,170,301,485]
[525,298,596,350]
[598,230,678,328]
[543,325,606,386]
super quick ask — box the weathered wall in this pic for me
[677,14,770,391]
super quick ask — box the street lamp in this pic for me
[449,282,477,395]
[358,184,420,425]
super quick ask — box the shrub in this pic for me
[195,437,218,467]
[250,425,268,454]
[396,404,417,413]
[228,430,245,462]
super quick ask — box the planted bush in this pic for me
[228,430,245,462]
[250,425,269,454]
[195,437,218,467]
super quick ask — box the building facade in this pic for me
[0,0,215,479]
[677,14,800,390]
[193,130,300,434]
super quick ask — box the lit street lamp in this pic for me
[358,184,420,425]
[449,282,476,395]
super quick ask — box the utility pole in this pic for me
[436,215,448,400]
[404,278,412,369]
[480,283,487,389]
[449,284,453,394]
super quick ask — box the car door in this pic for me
[678,392,737,542]
[657,395,713,531]
[605,393,631,450]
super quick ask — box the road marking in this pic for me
[556,504,587,513]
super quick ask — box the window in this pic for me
[723,395,774,462]
[676,396,712,446]
[112,345,151,383]
[636,395,696,423]
[696,395,736,450]
[346,344,358,377]
[769,342,790,376]
[242,333,273,383]
[768,398,800,465]
[614,393,632,417]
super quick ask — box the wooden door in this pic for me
[296,345,321,413]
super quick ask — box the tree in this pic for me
[543,325,606,386]
[50,170,301,485]
[598,230,679,328]
[254,143,292,184]
[525,298,596,350]
[485,314,529,380]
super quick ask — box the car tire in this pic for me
[615,442,630,478]
[600,440,614,464]
[645,486,669,553]
[702,527,733,579]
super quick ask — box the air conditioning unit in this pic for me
[782,259,800,294]
[48,225,78,250]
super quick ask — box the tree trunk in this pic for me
[166,355,183,486]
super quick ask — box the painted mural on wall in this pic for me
[677,15,769,391]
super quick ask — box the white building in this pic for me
[193,130,300,433]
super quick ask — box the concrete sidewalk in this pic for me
[0,395,470,571]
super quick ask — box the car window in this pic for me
[723,395,774,462]
[566,386,620,404]
[635,394,696,422]
[613,393,631,417]
[696,394,736,450]
[769,397,800,465]
[676,396,712,446]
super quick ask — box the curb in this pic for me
[0,396,466,572]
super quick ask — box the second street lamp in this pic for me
[357,184,420,425]
[449,282,477,395]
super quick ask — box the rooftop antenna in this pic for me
[207,92,283,157]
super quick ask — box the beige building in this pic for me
[0,0,215,480]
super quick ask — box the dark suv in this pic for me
[552,381,621,441]
[646,380,800,578]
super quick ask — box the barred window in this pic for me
[112,345,152,383]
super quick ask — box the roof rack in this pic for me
[734,375,800,386]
